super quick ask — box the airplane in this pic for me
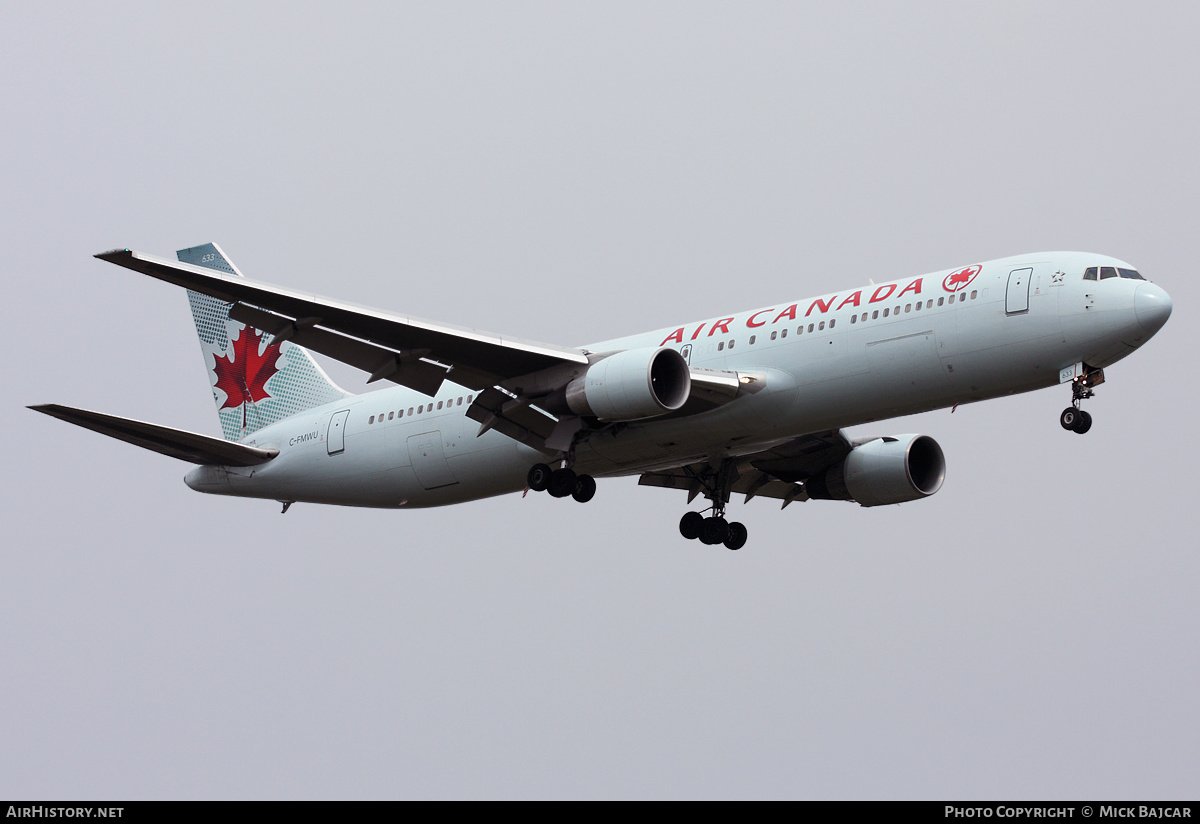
[31,243,1173,549]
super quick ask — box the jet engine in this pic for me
[805,434,945,506]
[564,347,691,421]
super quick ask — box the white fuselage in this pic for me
[184,252,1171,508]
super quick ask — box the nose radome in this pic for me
[1135,282,1173,335]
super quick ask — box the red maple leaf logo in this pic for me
[212,325,283,411]
[943,265,981,292]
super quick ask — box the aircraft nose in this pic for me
[1134,282,1173,335]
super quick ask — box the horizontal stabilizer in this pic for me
[29,404,278,467]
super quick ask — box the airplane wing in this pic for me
[29,404,278,466]
[638,429,854,508]
[96,248,590,396]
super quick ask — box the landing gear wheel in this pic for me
[1060,407,1079,431]
[700,516,729,546]
[1073,410,1093,434]
[572,474,596,503]
[548,468,577,498]
[679,511,703,540]
[724,522,748,551]
[527,463,552,492]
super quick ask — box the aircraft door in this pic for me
[327,409,350,455]
[407,431,459,490]
[1006,267,1032,314]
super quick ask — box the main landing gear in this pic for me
[679,510,748,550]
[527,463,596,503]
[676,458,749,550]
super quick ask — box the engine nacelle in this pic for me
[565,347,691,421]
[806,434,945,506]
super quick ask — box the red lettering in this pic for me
[690,323,706,340]
[746,309,773,328]
[897,277,923,298]
[869,284,897,303]
[661,328,684,346]
[772,304,798,323]
[709,318,734,335]
[836,290,862,310]
[805,296,835,316]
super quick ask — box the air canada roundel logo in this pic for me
[943,264,982,292]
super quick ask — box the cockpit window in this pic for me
[1100,266,1118,279]
[1118,268,1144,280]
[1083,267,1098,281]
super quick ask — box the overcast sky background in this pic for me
[3,1,1197,799]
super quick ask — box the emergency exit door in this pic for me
[327,409,350,455]
[1006,267,1032,314]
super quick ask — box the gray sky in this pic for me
[3,1,1197,799]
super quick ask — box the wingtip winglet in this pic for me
[94,248,132,262]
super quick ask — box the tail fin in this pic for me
[178,243,352,441]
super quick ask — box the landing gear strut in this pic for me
[527,462,596,504]
[677,459,749,550]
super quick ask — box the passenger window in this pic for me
[418,405,423,414]
[948,294,955,303]
[926,300,932,309]
[437,401,443,410]
[970,290,978,299]
[729,340,736,349]
[388,411,394,420]
[1100,266,1118,279]
[770,331,777,340]
[905,304,911,313]
[467,395,473,403]
[818,321,825,331]
[458,397,463,405]
[807,323,814,333]
[937,297,944,306]
[780,328,787,338]
[718,341,725,351]
[883,308,889,317]
[749,335,756,345]
[872,310,879,319]
[829,319,836,328]
[850,315,857,324]
[408,408,414,416]
[398,409,404,418]
[368,415,375,424]
[797,326,803,335]
[1083,267,1098,281]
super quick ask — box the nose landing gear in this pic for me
[1060,406,1092,434]
[1060,363,1104,434]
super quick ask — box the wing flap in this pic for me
[637,430,853,508]
[96,249,588,388]
[465,387,559,449]
[30,404,278,467]
[227,302,458,396]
